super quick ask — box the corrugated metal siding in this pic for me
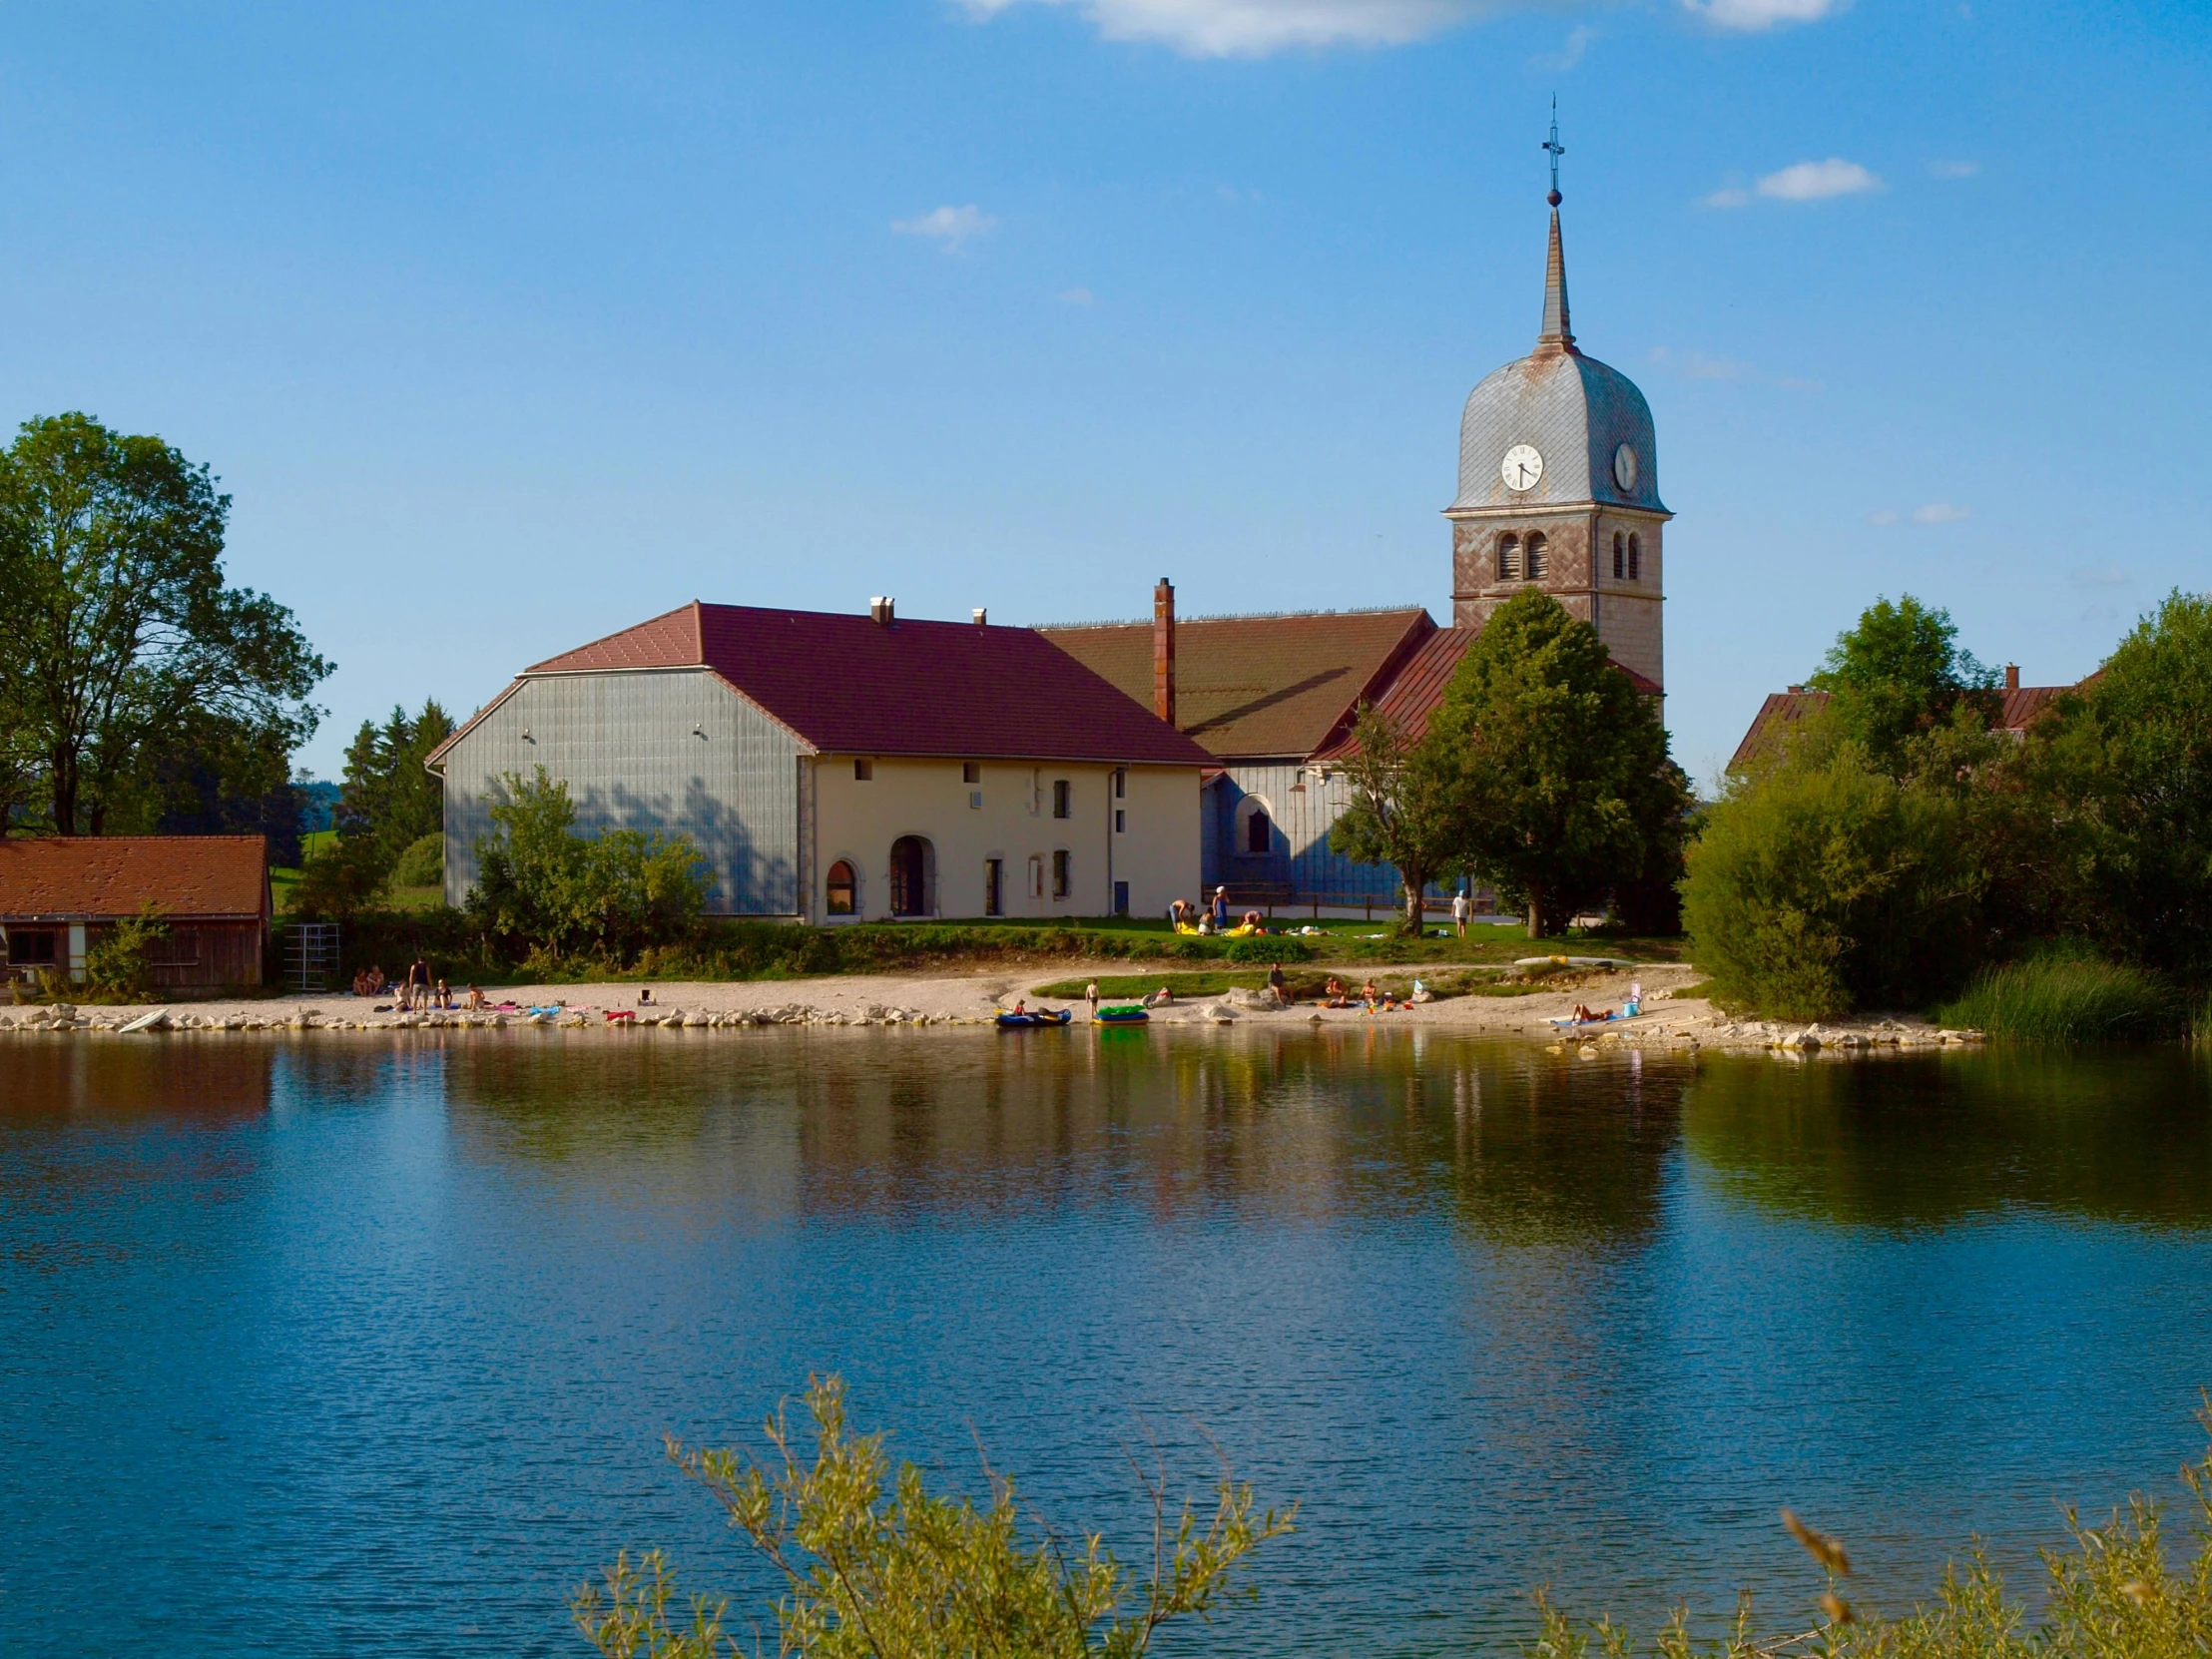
[441,671,803,915]
[1204,764,1401,901]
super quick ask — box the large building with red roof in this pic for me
[427,599,1211,922]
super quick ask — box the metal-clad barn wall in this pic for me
[1203,763,1400,902]
[441,670,804,915]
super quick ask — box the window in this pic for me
[1613,531,1625,580]
[963,762,980,784]
[1497,534,1520,581]
[826,860,856,915]
[1114,769,1125,799]
[1051,848,1071,899]
[1246,807,1272,854]
[969,791,983,811]
[853,758,873,782]
[6,928,58,966]
[1525,532,1548,581]
[1628,533,1642,582]
[1051,779,1071,819]
[1115,809,1126,833]
[1027,854,1044,898]
[984,857,1003,917]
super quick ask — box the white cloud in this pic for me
[1058,286,1095,304]
[1679,0,1843,31]
[953,0,1475,56]
[1701,186,1751,209]
[1867,508,1900,526]
[1929,159,1980,180]
[1530,23,1595,70]
[891,205,997,249]
[1758,158,1884,201]
[1912,502,1969,524]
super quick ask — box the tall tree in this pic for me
[0,413,328,834]
[335,699,453,869]
[1327,703,1464,936]
[1807,595,1998,777]
[1432,589,1687,938]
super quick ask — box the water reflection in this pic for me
[1684,1048,2212,1229]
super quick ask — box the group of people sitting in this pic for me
[1320,975,1429,1012]
[1169,889,1269,936]
[349,957,488,1012]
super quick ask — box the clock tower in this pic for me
[1446,126,1669,692]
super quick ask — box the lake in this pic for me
[4,1028,2210,1656]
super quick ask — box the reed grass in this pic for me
[1934,948,2176,1042]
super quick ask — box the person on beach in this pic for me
[465,985,485,1011]
[1325,976,1350,1008]
[408,957,430,1005]
[1267,962,1291,1007]
[1452,888,1470,938]
[1085,980,1099,1016]
[1212,886,1229,930]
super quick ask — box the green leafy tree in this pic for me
[1806,595,1998,777]
[573,1375,1293,1659]
[290,832,392,921]
[1681,745,1986,1020]
[1431,590,1688,937]
[2015,591,2212,978]
[82,906,170,1001]
[0,413,328,834]
[1327,703,1464,935]
[335,699,453,871]
[467,766,709,961]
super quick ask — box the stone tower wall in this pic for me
[1449,509,1665,691]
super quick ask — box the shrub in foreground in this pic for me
[573,1376,1292,1659]
[1936,948,2178,1043]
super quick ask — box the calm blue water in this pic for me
[3,1030,2210,1656]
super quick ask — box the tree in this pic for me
[573,1376,1293,1659]
[334,699,453,871]
[1807,595,1998,777]
[0,413,328,834]
[1327,703,1465,935]
[1431,590,1688,937]
[467,767,710,961]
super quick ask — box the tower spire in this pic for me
[1537,100,1573,349]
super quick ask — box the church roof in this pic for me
[1039,608,1436,763]
[1451,206,1667,516]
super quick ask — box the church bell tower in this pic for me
[1445,114,1670,692]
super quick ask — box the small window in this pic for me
[962,762,979,784]
[1497,534,1520,581]
[1113,769,1126,799]
[1613,531,1625,580]
[853,758,873,782]
[6,928,58,966]
[1525,532,1548,581]
[969,791,983,811]
[984,857,1003,917]
[1114,809,1126,833]
[1052,780,1071,819]
[1628,533,1642,582]
[1051,848,1071,899]
[826,860,856,915]
[1246,807,1272,854]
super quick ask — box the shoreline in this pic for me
[0,961,1981,1053]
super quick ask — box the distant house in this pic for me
[1729,665,2075,772]
[0,836,272,989]
[427,599,1212,923]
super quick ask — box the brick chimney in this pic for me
[869,596,895,625]
[1152,578,1176,728]
[2004,663,2019,691]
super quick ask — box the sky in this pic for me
[1,0,2206,788]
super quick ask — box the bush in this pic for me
[389,830,442,889]
[1682,748,1984,1020]
[83,907,169,1001]
[573,1377,1292,1659]
[1935,946,2176,1042]
[290,833,391,919]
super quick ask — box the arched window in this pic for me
[1525,532,1548,581]
[1247,807,1272,853]
[888,835,935,916]
[1497,534,1519,581]
[1613,531,1625,580]
[1628,533,1642,582]
[826,859,856,915]
[1234,795,1275,859]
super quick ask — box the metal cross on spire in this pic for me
[1542,98,1565,207]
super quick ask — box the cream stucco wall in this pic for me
[807,756,1199,923]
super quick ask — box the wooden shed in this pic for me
[0,836,271,991]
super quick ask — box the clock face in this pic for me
[1500,444,1543,492]
[1612,443,1639,492]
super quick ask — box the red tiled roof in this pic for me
[1310,630,1663,764]
[0,836,270,921]
[1729,682,2078,771]
[485,601,1213,768]
[1040,608,1435,762]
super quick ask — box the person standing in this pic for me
[1452,887,1470,939]
[1211,886,1230,930]
[408,956,430,1008]
[1085,980,1100,1018]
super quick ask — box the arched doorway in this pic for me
[888,835,935,917]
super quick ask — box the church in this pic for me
[1044,149,1668,904]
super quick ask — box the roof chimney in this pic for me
[1153,577,1177,729]
[869,596,895,625]
[972,607,988,627]
[2004,663,2019,692]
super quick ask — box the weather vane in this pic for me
[1542,98,1564,207]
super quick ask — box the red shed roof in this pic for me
[0,836,270,922]
[1729,681,2077,771]
[461,601,1213,768]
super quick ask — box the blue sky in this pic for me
[2,0,2206,785]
